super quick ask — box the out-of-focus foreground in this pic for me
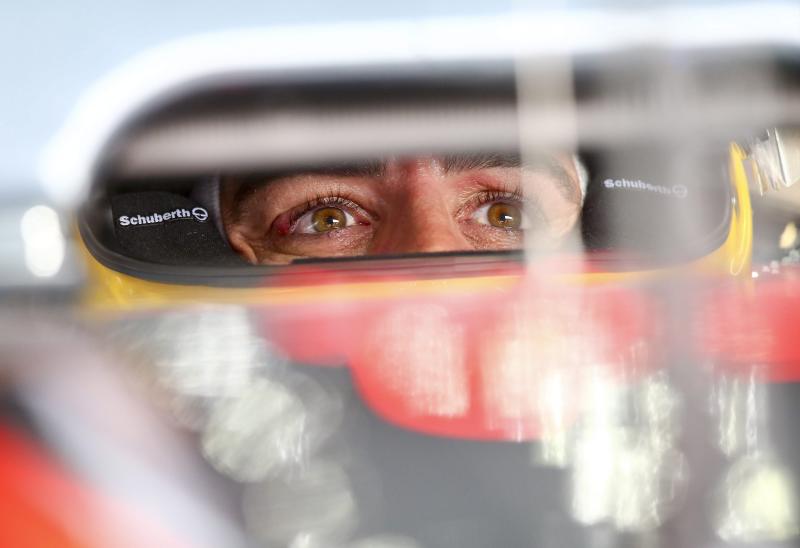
[3,3,800,548]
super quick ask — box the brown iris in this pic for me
[487,202,522,229]
[311,207,347,232]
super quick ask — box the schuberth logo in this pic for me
[603,178,688,199]
[118,207,209,227]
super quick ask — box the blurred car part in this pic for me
[3,4,800,548]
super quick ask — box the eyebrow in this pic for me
[232,152,581,204]
[280,153,523,178]
[298,160,386,179]
[444,152,580,204]
[442,152,521,173]
[313,154,522,176]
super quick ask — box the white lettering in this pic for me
[192,207,209,222]
[602,177,688,199]
[116,206,211,228]
[672,184,688,198]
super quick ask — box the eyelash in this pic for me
[459,188,528,222]
[288,194,367,229]
[284,186,528,234]
[465,189,525,209]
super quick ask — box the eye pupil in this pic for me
[312,207,346,232]
[488,202,521,229]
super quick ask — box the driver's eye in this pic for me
[296,206,357,234]
[473,201,529,230]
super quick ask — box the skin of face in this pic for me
[220,154,582,265]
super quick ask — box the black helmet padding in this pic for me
[110,191,245,266]
[581,150,733,262]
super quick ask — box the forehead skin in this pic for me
[220,154,581,264]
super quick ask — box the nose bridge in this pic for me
[375,158,468,254]
[400,210,462,253]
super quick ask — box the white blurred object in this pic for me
[570,424,624,525]
[150,306,278,399]
[534,368,570,467]
[20,204,65,278]
[637,372,683,454]
[482,302,582,453]
[716,454,799,543]
[748,128,800,195]
[570,372,687,532]
[569,367,625,525]
[713,366,800,542]
[612,445,687,532]
[779,222,798,250]
[111,305,283,430]
[712,374,750,458]
[612,374,687,532]
[242,460,357,546]
[201,377,307,482]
